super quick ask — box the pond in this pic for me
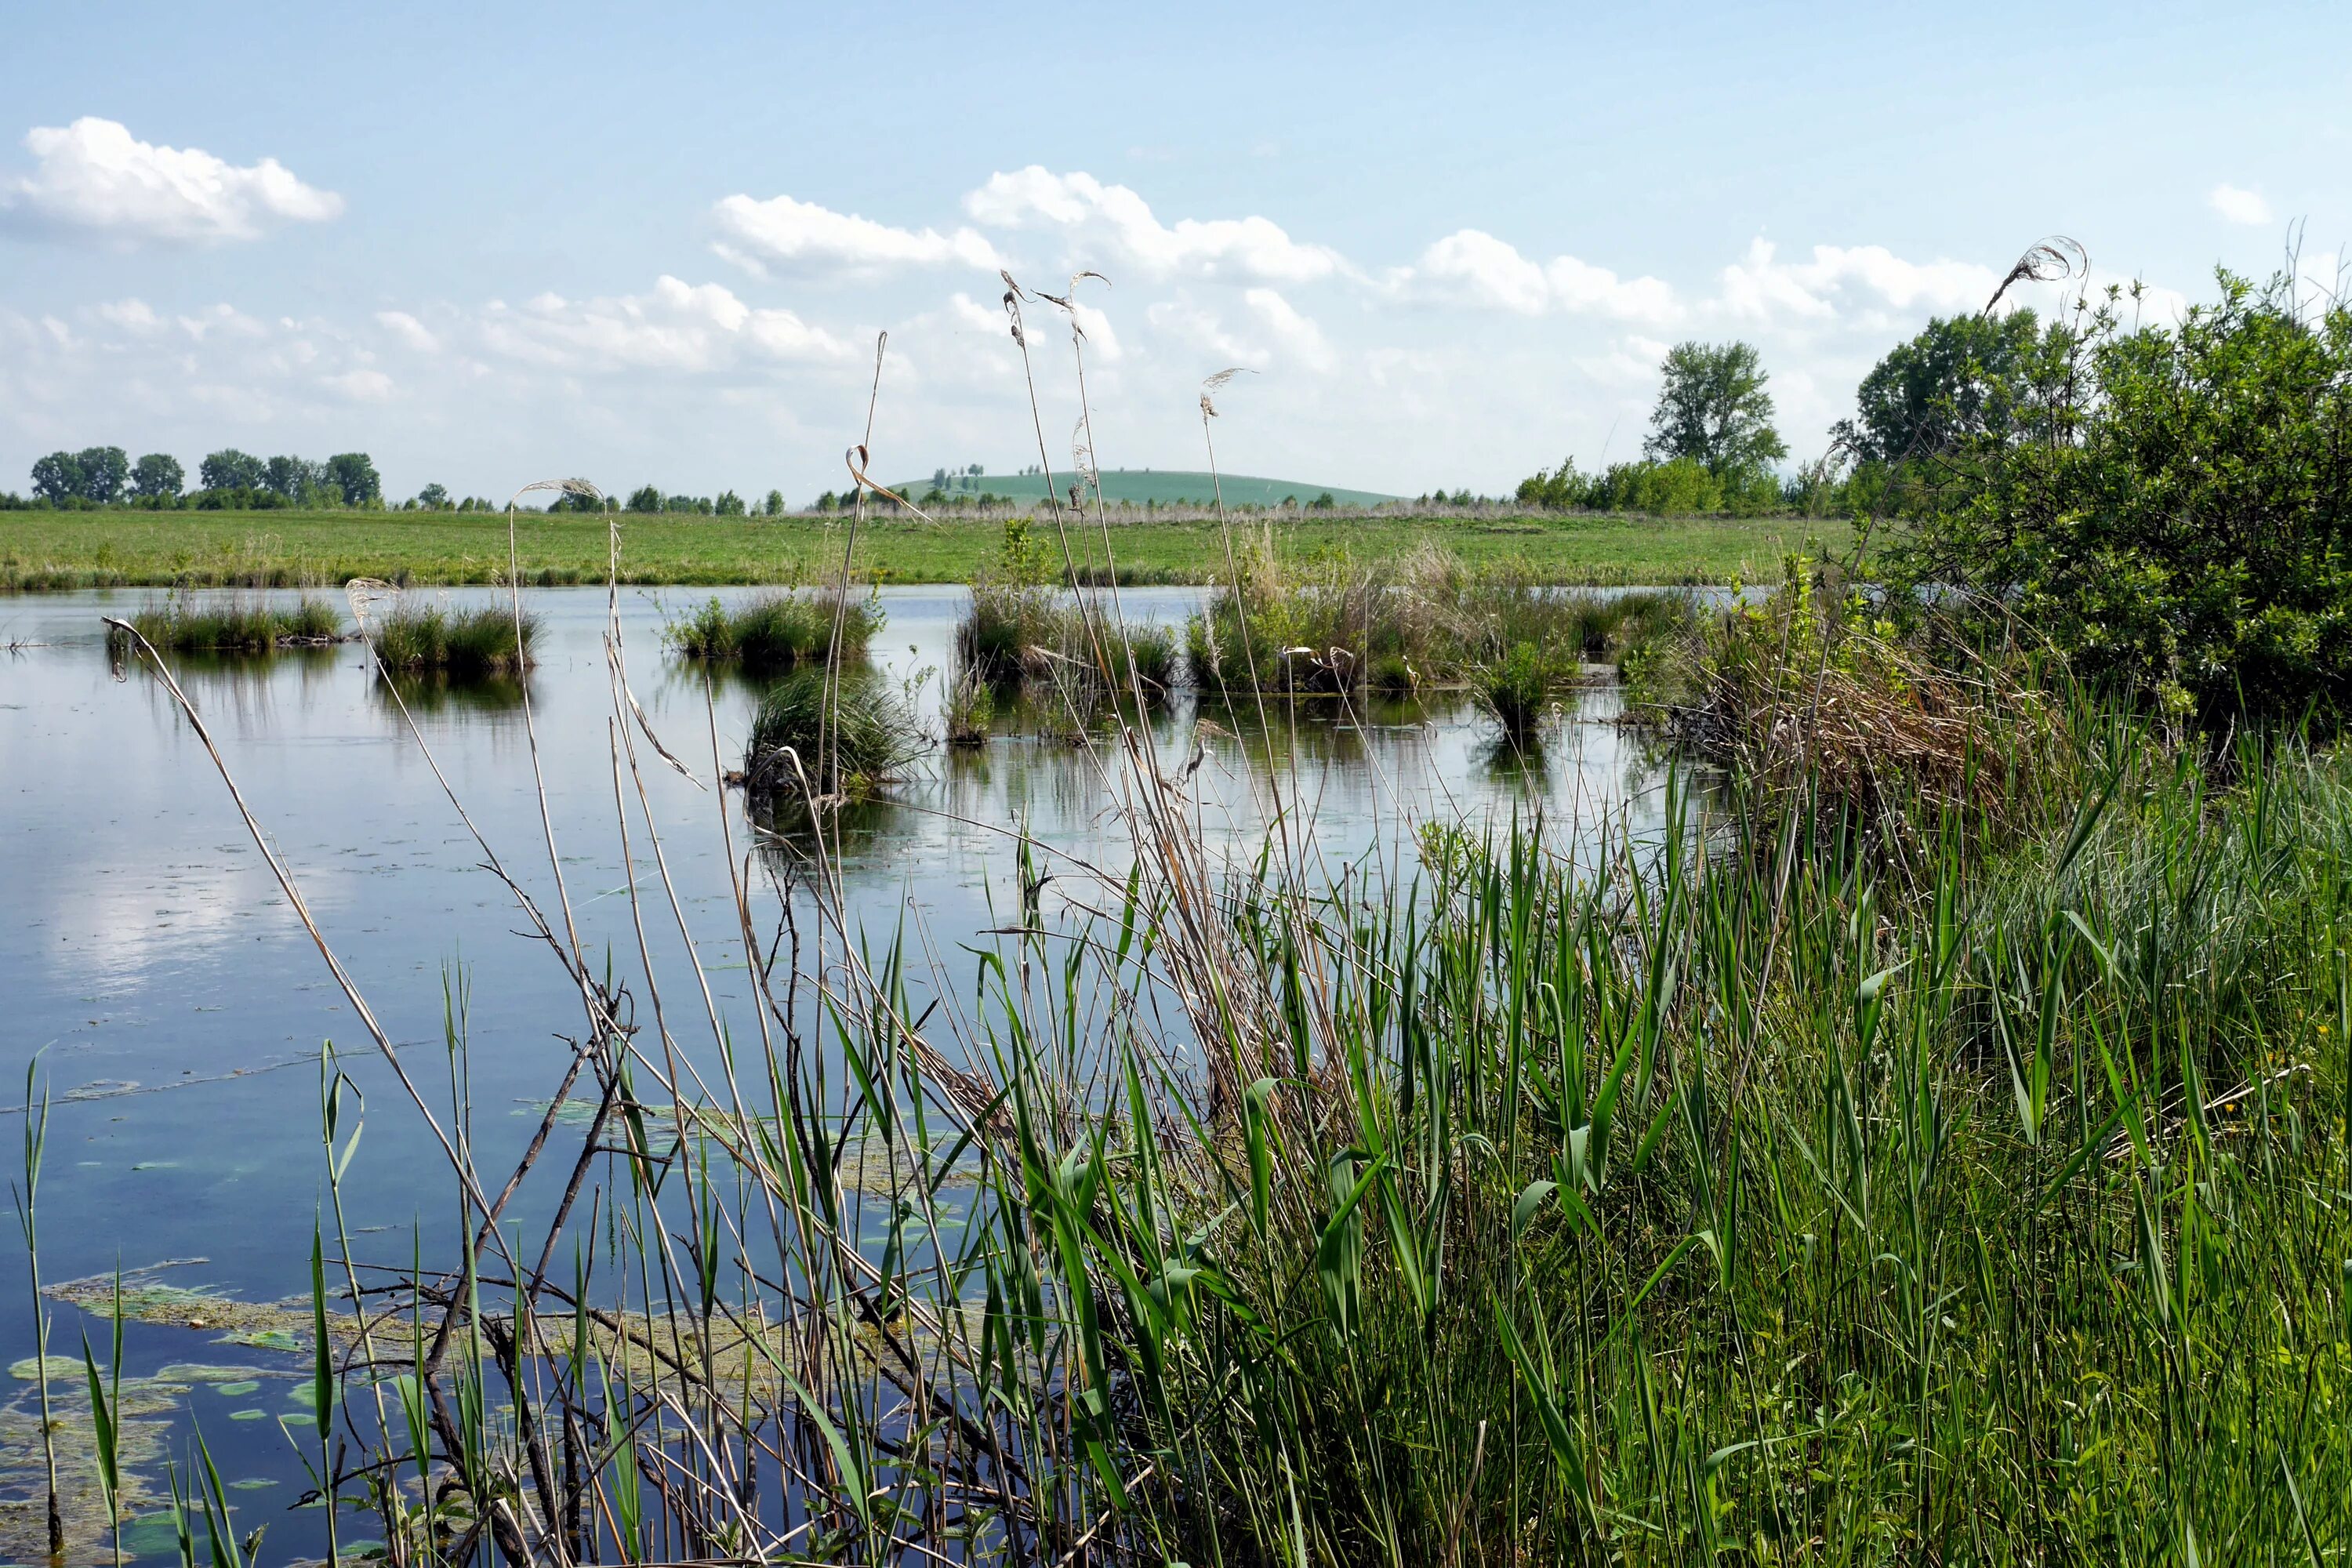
[0,583,1693,1561]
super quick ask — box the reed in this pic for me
[665,588,882,668]
[743,666,927,798]
[125,594,343,651]
[371,601,537,674]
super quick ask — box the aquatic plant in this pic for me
[665,587,881,668]
[744,666,927,797]
[368,601,535,674]
[125,595,343,651]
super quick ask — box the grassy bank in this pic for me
[0,506,1848,590]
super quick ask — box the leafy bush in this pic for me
[1895,270,2352,724]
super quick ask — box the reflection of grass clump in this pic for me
[746,669,927,799]
[129,596,343,651]
[667,589,882,668]
[372,604,536,674]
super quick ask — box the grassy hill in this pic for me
[891,469,1397,509]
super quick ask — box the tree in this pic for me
[201,449,267,492]
[715,489,746,516]
[1896,270,2352,724]
[74,446,129,504]
[625,485,662,513]
[30,452,83,503]
[130,453,184,502]
[416,482,449,508]
[323,452,381,507]
[264,455,324,501]
[761,488,785,517]
[1838,310,2042,463]
[1642,341,1786,474]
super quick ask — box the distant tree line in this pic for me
[5,446,383,510]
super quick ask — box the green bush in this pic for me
[1895,270,2352,724]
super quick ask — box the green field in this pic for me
[888,469,1399,508]
[0,507,1849,590]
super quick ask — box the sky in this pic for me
[0,0,2344,503]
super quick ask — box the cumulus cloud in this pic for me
[1715,239,1997,325]
[322,368,394,401]
[711,192,1001,278]
[0,117,341,245]
[2209,183,2272,226]
[1399,230,1680,322]
[376,310,439,352]
[966,167,1343,284]
[1144,289,1333,373]
[94,297,163,333]
[480,275,855,374]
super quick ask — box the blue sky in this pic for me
[1,0,2343,502]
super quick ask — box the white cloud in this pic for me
[480,275,855,373]
[1401,230,1681,322]
[710,192,1000,278]
[376,310,439,352]
[1243,289,1332,372]
[2209,183,2272,226]
[0,117,341,245]
[966,167,1344,285]
[94,297,163,333]
[176,303,266,341]
[1716,238,1997,325]
[322,368,394,401]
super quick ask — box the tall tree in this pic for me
[74,446,129,504]
[415,482,448,508]
[29,452,83,503]
[1838,310,2042,462]
[264,455,325,501]
[1642,341,1786,474]
[129,453,184,502]
[200,448,268,492]
[323,452,381,506]
[625,485,662,513]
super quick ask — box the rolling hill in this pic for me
[888,469,1397,509]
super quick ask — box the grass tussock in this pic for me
[126,595,343,651]
[1189,535,1693,696]
[744,667,928,799]
[665,588,883,668]
[1636,560,2072,855]
[370,601,536,674]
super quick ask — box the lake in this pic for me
[0,583,1692,1560]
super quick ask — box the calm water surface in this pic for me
[0,583,1686,1552]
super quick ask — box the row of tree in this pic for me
[24,447,383,508]
[1514,322,2058,517]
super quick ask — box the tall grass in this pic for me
[371,602,537,675]
[744,666,927,798]
[125,594,343,651]
[1188,536,1693,695]
[666,588,883,668]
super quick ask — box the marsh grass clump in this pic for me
[126,595,344,652]
[666,589,882,668]
[370,602,536,675]
[1189,538,1694,695]
[745,667,927,798]
[942,662,995,746]
[1475,639,1553,738]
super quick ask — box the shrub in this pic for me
[1893,269,2352,726]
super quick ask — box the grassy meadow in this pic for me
[0,506,1850,590]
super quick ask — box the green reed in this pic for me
[664,588,883,669]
